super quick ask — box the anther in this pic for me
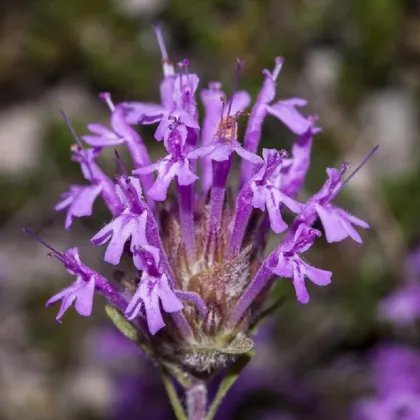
[153,23,174,76]
[226,58,245,118]
[99,92,115,112]
[114,150,128,176]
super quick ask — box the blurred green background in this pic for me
[0,0,419,419]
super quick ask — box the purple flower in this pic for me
[41,246,125,322]
[353,346,420,420]
[46,265,95,321]
[299,164,370,244]
[55,184,102,230]
[240,58,318,184]
[55,145,122,228]
[134,121,198,201]
[27,26,372,420]
[280,126,317,196]
[377,247,420,326]
[188,115,262,165]
[250,149,302,233]
[266,98,315,135]
[378,283,420,326]
[272,224,332,303]
[125,247,183,335]
[91,176,161,269]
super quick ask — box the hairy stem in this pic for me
[187,381,207,420]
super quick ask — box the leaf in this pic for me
[105,305,154,360]
[191,336,254,357]
[105,305,138,341]
[217,336,254,355]
[161,368,188,420]
[205,351,254,420]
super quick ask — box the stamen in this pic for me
[342,145,379,187]
[114,150,128,176]
[152,23,174,76]
[60,110,82,148]
[99,92,115,112]
[22,228,65,262]
[220,96,226,120]
[226,58,245,117]
[177,61,184,88]
[271,57,285,81]
[182,59,190,75]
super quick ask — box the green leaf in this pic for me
[105,305,154,360]
[205,351,254,420]
[105,305,138,341]
[217,336,254,355]
[161,368,188,420]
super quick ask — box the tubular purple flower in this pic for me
[134,121,198,201]
[47,272,95,322]
[55,145,122,227]
[250,149,302,233]
[91,177,149,265]
[55,184,102,230]
[125,246,183,335]
[266,98,315,135]
[272,224,332,303]
[280,125,317,196]
[227,148,301,257]
[240,57,317,185]
[297,164,370,244]
[200,82,251,192]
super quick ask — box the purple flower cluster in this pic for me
[353,345,420,420]
[27,26,369,380]
[378,247,420,326]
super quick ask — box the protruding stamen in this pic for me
[271,57,285,81]
[60,110,82,148]
[99,92,115,112]
[114,150,128,176]
[182,59,190,74]
[153,23,174,76]
[226,58,245,117]
[342,145,379,187]
[220,96,226,120]
[22,228,65,262]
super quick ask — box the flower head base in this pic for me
[27,29,372,389]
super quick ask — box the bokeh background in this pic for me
[1,0,420,419]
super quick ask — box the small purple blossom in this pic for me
[299,164,370,244]
[250,148,302,233]
[272,224,332,303]
[134,121,198,201]
[91,177,148,265]
[188,115,262,165]
[33,243,126,322]
[55,184,102,230]
[46,264,95,321]
[125,247,183,335]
